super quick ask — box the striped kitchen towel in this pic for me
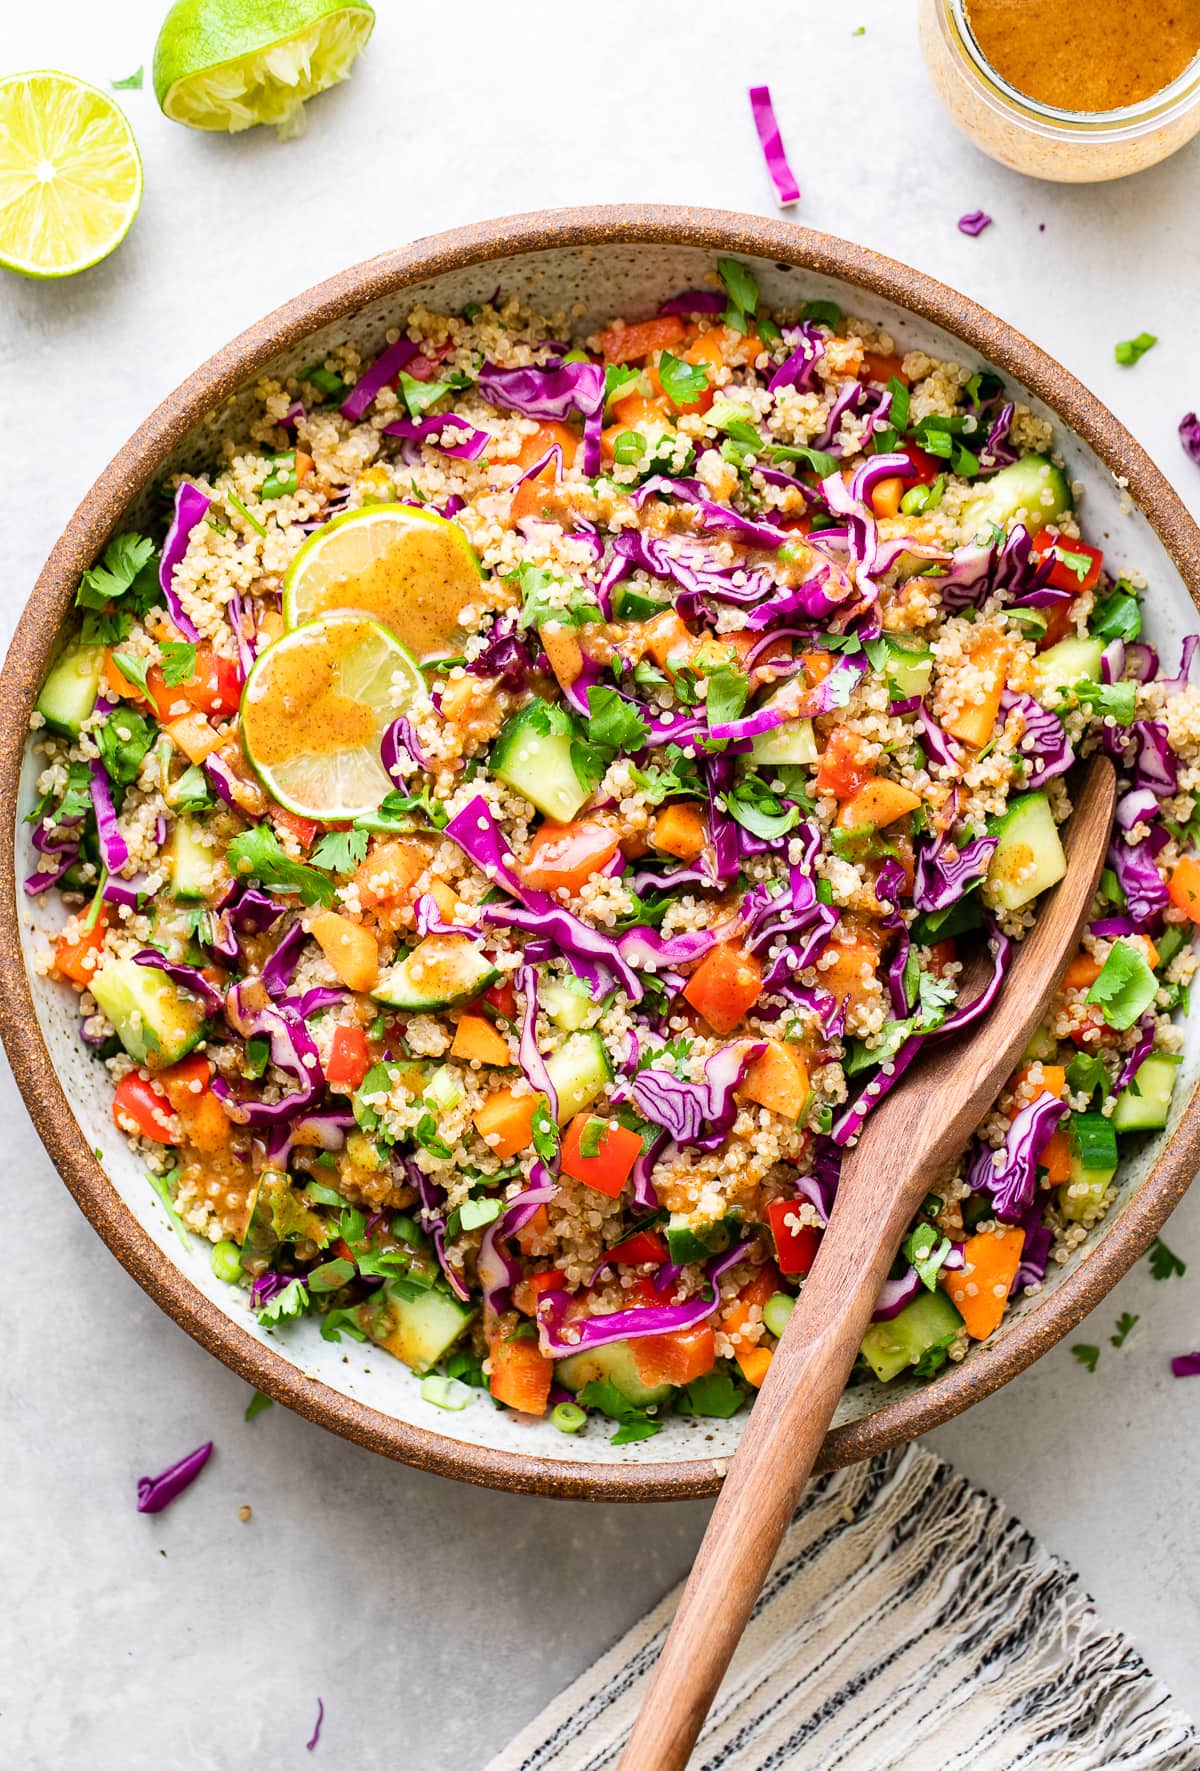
[488,1445,1199,1771]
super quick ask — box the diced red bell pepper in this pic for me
[482,979,517,1023]
[900,440,939,485]
[489,1336,553,1415]
[513,1268,567,1316]
[273,807,320,850]
[1033,528,1104,595]
[560,1113,644,1197]
[179,648,242,718]
[55,910,108,986]
[112,1073,178,1144]
[859,350,910,388]
[606,1229,668,1268]
[815,726,876,800]
[766,1199,822,1277]
[327,1024,372,1090]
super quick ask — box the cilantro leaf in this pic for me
[610,1418,664,1445]
[766,441,839,477]
[1065,1051,1111,1102]
[628,745,704,805]
[257,1278,311,1324]
[111,653,150,695]
[311,826,370,874]
[1091,587,1141,644]
[1110,1311,1139,1348]
[226,826,336,907]
[96,704,156,787]
[903,1221,953,1290]
[414,1112,452,1160]
[725,774,801,840]
[357,785,448,834]
[801,299,842,329]
[1148,1236,1187,1280]
[587,685,649,755]
[244,1391,273,1421]
[75,532,156,612]
[657,352,709,409]
[1071,1343,1100,1373]
[675,1366,746,1418]
[531,1099,561,1164]
[603,363,642,412]
[399,368,471,419]
[1086,940,1158,1031]
[511,562,601,631]
[1070,678,1137,725]
[320,1305,368,1343]
[705,665,749,729]
[578,1376,664,1442]
[159,641,198,687]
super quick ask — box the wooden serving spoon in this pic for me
[619,754,1117,1771]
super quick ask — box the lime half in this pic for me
[153,0,375,137]
[240,612,425,819]
[0,73,142,278]
[283,502,484,662]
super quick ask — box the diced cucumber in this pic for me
[1023,1024,1058,1063]
[89,956,207,1066]
[749,714,817,768]
[1156,925,1189,971]
[1068,1111,1118,1173]
[546,1029,613,1122]
[364,1282,475,1373]
[36,640,105,737]
[372,935,500,1011]
[557,1338,672,1408]
[540,974,606,1031]
[1034,636,1105,701]
[1058,1151,1117,1223]
[168,817,218,902]
[860,1289,963,1383]
[241,1169,328,1262]
[987,790,1067,912]
[960,453,1073,535]
[613,583,670,622]
[665,1213,742,1265]
[490,701,589,823]
[1112,1052,1182,1133]
[880,634,934,701]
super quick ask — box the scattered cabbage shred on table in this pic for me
[28,259,1200,1440]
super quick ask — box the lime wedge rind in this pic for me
[0,72,142,279]
[153,2,375,136]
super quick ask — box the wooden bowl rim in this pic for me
[3,203,1198,1501]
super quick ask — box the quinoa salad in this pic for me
[27,259,1200,1439]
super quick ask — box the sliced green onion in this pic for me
[390,1213,421,1245]
[420,1374,472,1412]
[552,1401,587,1434]
[210,1240,243,1284]
[763,1292,795,1338]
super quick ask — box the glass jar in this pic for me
[919,0,1200,182]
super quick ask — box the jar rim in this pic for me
[942,0,1200,133]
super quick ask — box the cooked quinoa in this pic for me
[26,261,1200,1435]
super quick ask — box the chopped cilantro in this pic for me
[1110,1311,1139,1348]
[1068,678,1137,725]
[311,826,370,874]
[903,1221,953,1290]
[766,440,839,477]
[725,773,801,840]
[675,1365,746,1418]
[603,363,643,412]
[1091,586,1142,644]
[657,352,709,408]
[1065,1051,1111,1102]
[511,561,601,630]
[1071,1343,1100,1373]
[531,1099,560,1164]
[319,1305,368,1343]
[801,299,842,329]
[159,641,198,686]
[414,1113,452,1160]
[111,67,144,88]
[111,653,150,695]
[244,1391,273,1421]
[1148,1236,1187,1280]
[97,704,156,787]
[1086,940,1158,1031]
[257,1278,310,1324]
[226,826,336,908]
[75,531,156,611]
[704,665,749,729]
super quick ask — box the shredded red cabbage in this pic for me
[535,1239,754,1357]
[132,950,223,1015]
[477,1162,558,1314]
[767,322,824,394]
[658,289,726,316]
[306,1697,325,1753]
[999,690,1074,787]
[967,1092,1067,1221]
[631,1039,765,1151]
[1179,413,1200,466]
[748,84,801,204]
[1171,1352,1200,1378]
[136,1440,213,1514]
[912,833,998,915]
[89,757,129,873]
[477,360,605,475]
[383,415,490,461]
[340,337,418,422]
[159,483,210,641]
[958,210,993,237]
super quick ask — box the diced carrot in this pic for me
[643,611,695,670]
[511,422,580,521]
[515,1203,551,1256]
[1062,950,1102,990]
[1041,1128,1072,1184]
[522,819,620,893]
[683,324,763,369]
[598,315,686,363]
[474,1088,540,1160]
[1012,1062,1066,1102]
[941,1225,1025,1341]
[737,1040,810,1120]
[55,911,108,986]
[1168,857,1200,922]
[820,930,881,1013]
[683,942,763,1036]
[942,629,1010,749]
[735,1345,774,1388]
[158,1054,231,1152]
[859,350,910,387]
[351,839,428,911]
[295,450,314,485]
[165,712,222,764]
[451,1013,511,1067]
[310,910,379,992]
[651,803,706,861]
[103,651,146,701]
[799,650,836,688]
[489,1336,553,1415]
[814,725,875,800]
[837,778,922,831]
[538,622,584,690]
[560,1113,643,1198]
[632,1324,717,1389]
[720,1266,781,1340]
[869,476,904,519]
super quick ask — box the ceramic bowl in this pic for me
[3,206,1198,1500]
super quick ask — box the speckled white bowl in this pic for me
[3,207,1198,1499]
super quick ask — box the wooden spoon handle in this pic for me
[617,1179,912,1771]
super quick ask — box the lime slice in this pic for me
[0,72,142,279]
[153,0,375,137]
[240,612,425,819]
[283,503,484,663]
